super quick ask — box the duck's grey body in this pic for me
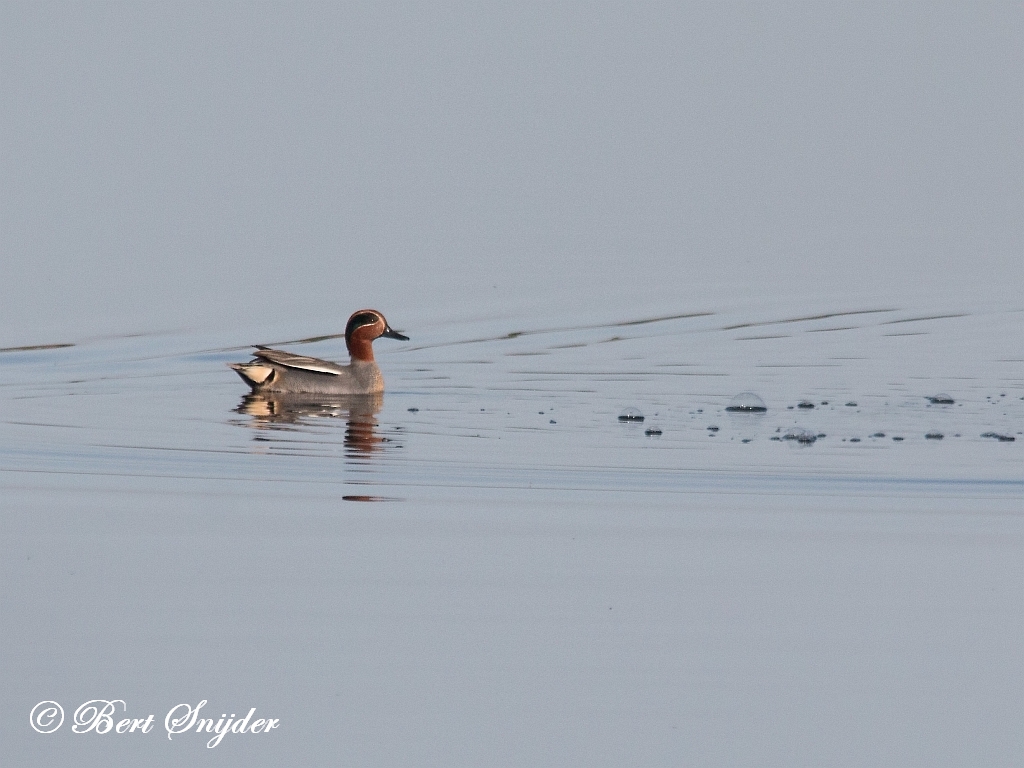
[231,347,386,395]
[230,310,407,395]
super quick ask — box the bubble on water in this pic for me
[782,427,817,444]
[927,394,955,405]
[618,407,644,422]
[725,392,767,412]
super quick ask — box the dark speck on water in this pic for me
[981,432,1016,442]
[798,401,815,409]
[927,394,955,404]
[846,402,858,407]
[925,432,944,440]
[645,427,662,436]
[872,432,886,438]
[783,428,817,444]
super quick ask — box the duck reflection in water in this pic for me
[234,392,388,457]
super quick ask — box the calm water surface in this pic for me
[3,300,1021,491]
[3,299,1022,766]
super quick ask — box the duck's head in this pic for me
[346,309,409,362]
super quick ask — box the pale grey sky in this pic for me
[2,2,1021,344]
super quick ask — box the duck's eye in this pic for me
[346,312,380,339]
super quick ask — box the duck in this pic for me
[230,309,408,395]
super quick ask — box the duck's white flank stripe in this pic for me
[282,362,342,375]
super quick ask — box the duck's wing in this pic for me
[252,347,345,376]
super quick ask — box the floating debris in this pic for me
[927,394,955,405]
[925,432,944,440]
[618,407,644,422]
[644,427,662,436]
[797,401,815,409]
[725,392,767,412]
[981,432,1016,442]
[782,427,817,444]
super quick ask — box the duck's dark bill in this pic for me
[381,326,409,341]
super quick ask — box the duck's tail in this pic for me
[229,362,276,389]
